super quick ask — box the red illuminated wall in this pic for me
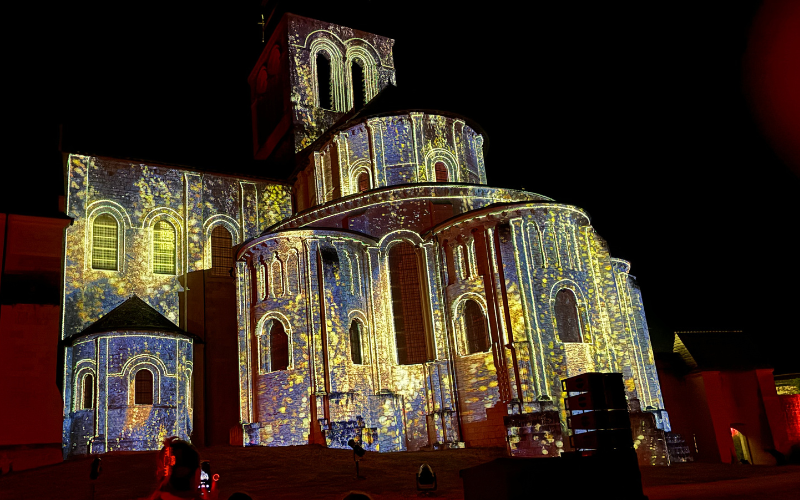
[0,213,70,471]
[657,353,792,465]
[781,394,800,445]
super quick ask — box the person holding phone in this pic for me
[143,437,218,500]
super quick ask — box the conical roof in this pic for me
[64,295,201,344]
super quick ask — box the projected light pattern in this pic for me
[60,13,667,461]
[61,155,292,457]
[234,109,665,454]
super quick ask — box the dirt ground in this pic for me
[1,446,798,500]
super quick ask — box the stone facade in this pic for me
[60,13,667,458]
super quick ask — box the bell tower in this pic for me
[248,13,396,170]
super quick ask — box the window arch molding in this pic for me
[202,216,241,270]
[256,312,293,374]
[347,309,371,365]
[549,280,592,343]
[380,231,432,365]
[73,362,97,411]
[86,202,131,272]
[122,359,165,406]
[344,44,380,110]
[269,252,285,298]
[147,214,182,275]
[424,149,459,183]
[349,161,373,195]
[309,37,346,112]
[451,293,491,355]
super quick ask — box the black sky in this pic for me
[7,1,799,370]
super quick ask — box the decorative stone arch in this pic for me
[548,280,592,343]
[347,309,371,365]
[378,230,424,255]
[451,293,491,355]
[256,312,294,374]
[73,361,97,411]
[349,161,373,195]
[143,209,183,276]
[344,42,380,109]
[424,148,459,183]
[309,35,346,112]
[120,355,169,406]
[202,215,241,270]
[380,231,432,365]
[524,219,545,268]
[285,247,301,295]
[86,201,132,272]
[269,252,285,297]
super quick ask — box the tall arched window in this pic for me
[357,172,370,193]
[554,289,582,343]
[350,320,363,364]
[389,242,428,365]
[153,220,176,274]
[211,226,233,276]
[82,374,94,409]
[135,369,154,405]
[316,52,332,110]
[464,300,489,354]
[434,161,448,182]
[351,59,366,107]
[92,214,118,270]
[270,320,289,371]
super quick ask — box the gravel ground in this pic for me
[1,446,798,500]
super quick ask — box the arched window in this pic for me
[82,374,94,409]
[211,226,233,276]
[554,289,582,343]
[464,300,489,354]
[153,220,176,274]
[316,52,333,110]
[350,320,364,364]
[357,172,370,193]
[92,214,118,270]
[434,161,448,182]
[351,59,366,108]
[270,320,289,371]
[135,369,154,405]
[389,242,428,365]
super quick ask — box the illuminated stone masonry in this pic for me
[236,109,666,454]
[60,13,668,459]
[61,155,292,457]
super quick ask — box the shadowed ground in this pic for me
[1,446,798,499]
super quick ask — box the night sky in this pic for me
[7,1,799,370]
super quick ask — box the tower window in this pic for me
[350,320,364,364]
[82,374,94,410]
[434,161,448,182]
[270,320,289,371]
[92,214,118,270]
[554,289,582,343]
[389,242,428,365]
[464,300,490,354]
[357,172,370,193]
[211,226,233,276]
[316,52,333,110]
[153,221,176,274]
[135,369,154,405]
[351,59,366,107]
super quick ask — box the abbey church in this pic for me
[58,12,667,458]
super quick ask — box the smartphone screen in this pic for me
[199,461,211,490]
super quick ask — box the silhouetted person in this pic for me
[144,437,217,500]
